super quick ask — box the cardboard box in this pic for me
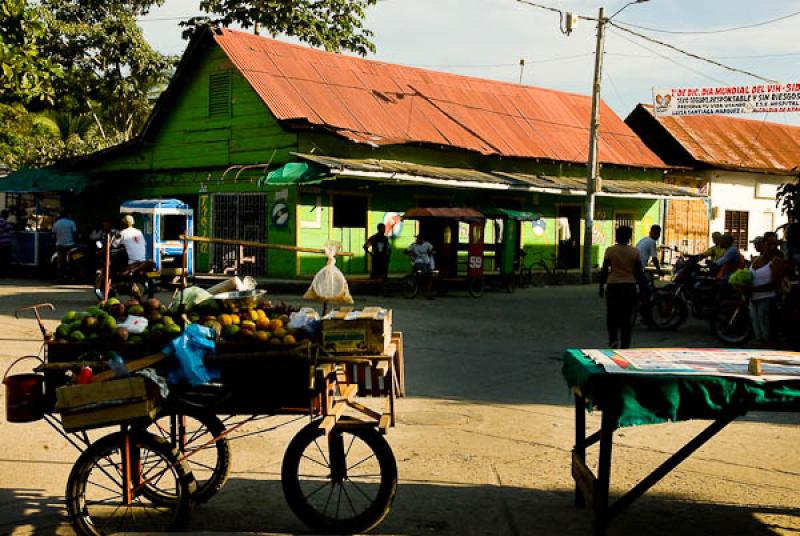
[56,377,160,432]
[321,307,392,355]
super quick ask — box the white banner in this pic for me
[653,83,800,116]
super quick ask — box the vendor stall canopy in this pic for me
[0,168,91,193]
[211,28,666,168]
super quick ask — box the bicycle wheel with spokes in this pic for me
[146,412,231,503]
[282,419,398,534]
[66,431,194,536]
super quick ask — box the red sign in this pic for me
[467,222,484,278]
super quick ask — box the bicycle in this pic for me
[526,252,568,287]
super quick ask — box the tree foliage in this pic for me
[184,0,378,56]
[0,0,62,105]
[778,173,800,221]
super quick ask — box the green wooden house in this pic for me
[56,27,700,279]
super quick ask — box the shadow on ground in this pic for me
[186,477,798,536]
[0,487,67,535]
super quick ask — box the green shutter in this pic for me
[208,71,231,118]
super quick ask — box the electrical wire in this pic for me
[614,10,800,35]
[608,22,777,83]
[414,53,592,69]
[607,27,730,86]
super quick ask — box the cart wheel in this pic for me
[66,431,194,536]
[146,413,231,503]
[469,277,484,298]
[282,419,398,534]
[401,275,419,299]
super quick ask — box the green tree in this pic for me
[0,0,62,104]
[184,0,378,56]
[40,0,174,142]
[777,173,800,221]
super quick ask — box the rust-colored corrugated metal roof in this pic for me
[641,104,800,174]
[212,29,666,169]
[292,153,703,198]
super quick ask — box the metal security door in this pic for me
[211,193,267,276]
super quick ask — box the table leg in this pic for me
[574,392,586,508]
[593,409,616,536]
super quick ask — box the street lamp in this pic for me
[581,0,649,284]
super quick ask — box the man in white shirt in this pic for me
[406,235,435,273]
[635,224,662,277]
[52,212,77,282]
[114,215,147,264]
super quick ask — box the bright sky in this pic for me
[139,0,800,124]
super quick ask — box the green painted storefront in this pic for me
[66,33,674,280]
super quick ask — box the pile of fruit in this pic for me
[190,300,306,345]
[52,296,308,347]
[53,298,180,345]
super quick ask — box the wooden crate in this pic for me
[56,377,160,432]
[321,308,392,355]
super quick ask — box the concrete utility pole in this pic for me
[582,7,605,284]
[581,0,648,284]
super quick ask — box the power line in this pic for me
[414,53,592,69]
[608,22,777,83]
[606,51,800,61]
[608,28,730,85]
[614,10,800,35]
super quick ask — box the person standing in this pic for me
[0,210,13,276]
[635,224,663,276]
[52,211,77,282]
[364,223,391,285]
[599,226,643,349]
[747,232,784,348]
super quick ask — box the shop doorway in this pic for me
[211,193,267,276]
[332,194,368,275]
[557,206,581,269]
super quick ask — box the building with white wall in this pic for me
[626,105,797,258]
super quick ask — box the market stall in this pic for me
[0,168,92,268]
[563,348,800,535]
[120,199,195,277]
[4,243,406,535]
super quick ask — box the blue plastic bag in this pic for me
[164,324,220,386]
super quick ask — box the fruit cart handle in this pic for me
[15,303,55,339]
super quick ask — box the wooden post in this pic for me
[103,234,111,302]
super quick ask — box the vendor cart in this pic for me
[401,207,486,298]
[6,302,405,536]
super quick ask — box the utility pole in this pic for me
[581,7,605,284]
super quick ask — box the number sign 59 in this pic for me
[469,256,482,269]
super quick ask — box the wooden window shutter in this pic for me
[724,210,749,250]
[208,71,232,118]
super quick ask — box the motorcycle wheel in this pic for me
[401,275,419,299]
[710,302,752,346]
[649,289,688,330]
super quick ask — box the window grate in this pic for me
[208,71,231,119]
[724,210,749,251]
[211,193,267,276]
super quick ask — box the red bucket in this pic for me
[3,356,45,423]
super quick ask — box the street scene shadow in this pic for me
[187,477,799,535]
[0,486,67,535]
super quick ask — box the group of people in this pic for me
[600,222,800,350]
[363,223,436,295]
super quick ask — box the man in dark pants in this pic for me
[364,223,391,292]
[599,226,643,349]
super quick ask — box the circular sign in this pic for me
[383,212,403,237]
[272,202,289,228]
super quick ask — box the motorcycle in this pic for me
[709,286,752,345]
[93,240,159,302]
[647,252,718,330]
[50,243,92,283]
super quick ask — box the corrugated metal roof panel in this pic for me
[213,29,666,168]
[641,104,800,173]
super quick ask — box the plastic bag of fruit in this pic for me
[304,243,354,304]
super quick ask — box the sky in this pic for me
[138,0,800,124]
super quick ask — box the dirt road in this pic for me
[0,281,797,535]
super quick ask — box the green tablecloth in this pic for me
[563,349,800,428]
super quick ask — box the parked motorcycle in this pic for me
[50,243,92,283]
[648,252,717,330]
[93,240,159,301]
